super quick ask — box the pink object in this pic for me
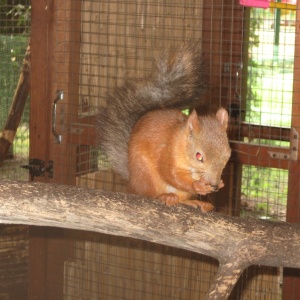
[239,0,270,8]
[282,0,297,4]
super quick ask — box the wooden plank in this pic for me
[230,122,290,142]
[50,0,81,186]
[282,2,300,298]
[48,1,82,299]
[28,227,47,300]
[29,0,53,183]
[29,0,54,299]
[230,142,290,170]
[66,118,291,147]
[202,1,224,110]
[45,228,74,300]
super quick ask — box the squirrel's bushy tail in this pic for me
[97,43,209,179]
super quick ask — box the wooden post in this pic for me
[29,1,81,299]
[282,2,300,299]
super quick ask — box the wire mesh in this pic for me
[61,231,218,300]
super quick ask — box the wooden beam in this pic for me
[29,0,53,298]
[230,142,290,169]
[282,2,300,298]
[30,0,53,182]
[50,0,82,185]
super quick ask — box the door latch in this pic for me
[21,159,53,181]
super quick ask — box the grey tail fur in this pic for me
[97,43,209,180]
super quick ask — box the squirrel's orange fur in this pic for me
[128,108,231,212]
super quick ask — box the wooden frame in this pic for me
[28,0,300,299]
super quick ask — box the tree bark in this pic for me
[0,179,300,299]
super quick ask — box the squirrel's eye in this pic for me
[196,152,203,162]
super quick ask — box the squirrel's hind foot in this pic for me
[180,199,214,213]
[158,193,214,213]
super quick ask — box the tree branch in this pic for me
[0,179,300,299]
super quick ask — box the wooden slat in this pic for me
[29,0,53,183]
[66,118,292,147]
[231,122,290,142]
[230,142,290,170]
[50,0,82,185]
[29,0,53,299]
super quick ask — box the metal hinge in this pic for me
[268,127,299,161]
[21,159,53,181]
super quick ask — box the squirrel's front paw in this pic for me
[193,179,224,194]
[192,180,214,195]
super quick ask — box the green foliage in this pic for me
[0,34,30,159]
[248,10,262,48]
[13,125,29,155]
[0,0,31,34]
[245,8,294,127]
[245,10,264,123]
[0,35,29,128]
[242,166,288,202]
[7,3,31,33]
[241,165,288,220]
[0,2,31,161]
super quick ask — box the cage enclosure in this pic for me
[0,0,300,299]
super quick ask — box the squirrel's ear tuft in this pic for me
[187,110,200,132]
[216,108,229,130]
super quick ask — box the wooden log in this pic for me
[0,179,300,299]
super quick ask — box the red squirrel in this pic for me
[98,43,231,212]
